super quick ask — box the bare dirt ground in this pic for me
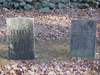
[0,8,100,41]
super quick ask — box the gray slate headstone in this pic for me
[70,20,96,58]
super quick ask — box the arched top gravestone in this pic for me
[6,17,35,60]
[70,20,96,59]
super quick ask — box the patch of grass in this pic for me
[0,39,70,64]
[35,39,70,62]
[0,43,8,65]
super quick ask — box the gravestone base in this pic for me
[9,50,35,60]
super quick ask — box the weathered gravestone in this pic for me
[6,17,35,59]
[70,20,96,58]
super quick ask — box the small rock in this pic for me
[3,8,10,12]
[39,7,51,13]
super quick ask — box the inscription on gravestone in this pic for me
[70,20,96,58]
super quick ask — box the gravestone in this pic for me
[6,17,35,59]
[70,20,96,58]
